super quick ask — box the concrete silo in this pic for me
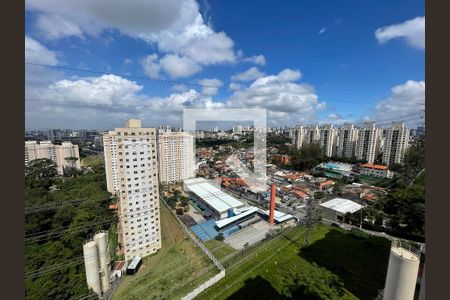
[383,240,420,300]
[94,232,111,292]
[83,241,102,297]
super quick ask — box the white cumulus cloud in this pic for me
[141,54,161,78]
[159,54,202,78]
[375,16,425,49]
[198,78,223,96]
[231,67,265,82]
[373,80,425,126]
[26,0,238,66]
[25,36,59,65]
[226,68,325,125]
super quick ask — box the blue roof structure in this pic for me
[190,220,219,241]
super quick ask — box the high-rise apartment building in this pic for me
[336,124,359,159]
[158,132,195,184]
[233,125,243,134]
[103,119,161,261]
[382,122,410,166]
[292,126,306,149]
[305,125,320,145]
[25,140,80,174]
[355,122,380,164]
[319,124,337,157]
[55,142,82,174]
[25,141,56,165]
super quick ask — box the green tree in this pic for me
[25,158,58,189]
[373,136,425,238]
[25,156,114,298]
[282,263,346,299]
[290,144,327,171]
[215,233,225,241]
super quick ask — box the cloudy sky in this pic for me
[25,0,424,129]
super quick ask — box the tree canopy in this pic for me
[289,143,327,171]
[367,136,425,239]
[25,156,115,299]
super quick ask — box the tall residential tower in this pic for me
[158,131,195,184]
[103,119,161,261]
[355,122,380,164]
[319,124,337,157]
[336,124,359,159]
[382,122,410,166]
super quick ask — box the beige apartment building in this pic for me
[305,125,320,145]
[382,122,410,167]
[291,126,306,149]
[158,132,195,184]
[319,124,337,157]
[336,124,359,159]
[103,119,161,261]
[355,122,380,164]
[25,140,80,174]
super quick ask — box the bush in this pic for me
[215,233,225,241]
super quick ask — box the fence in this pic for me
[181,270,226,300]
[104,276,123,300]
[160,198,226,298]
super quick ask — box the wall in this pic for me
[181,271,226,300]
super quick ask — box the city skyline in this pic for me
[25,0,424,129]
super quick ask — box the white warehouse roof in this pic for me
[262,209,294,223]
[319,198,364,214]
[184,178,244,214]
[215,206,259,229]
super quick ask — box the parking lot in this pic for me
[224,220,272,249]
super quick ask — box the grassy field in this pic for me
[111,202,218,300]
[204,239,237,262]
[80,155,103,167]
[197,224,391,300]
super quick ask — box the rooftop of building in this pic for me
[319,198,364,214]
[360,163,388,170]
[184,178,244,213]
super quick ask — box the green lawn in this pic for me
[204,239,237,262]
[80,155,103,167]
[197,225,391,300]
[111,203,218,300]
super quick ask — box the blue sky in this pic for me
[25,0,425,129]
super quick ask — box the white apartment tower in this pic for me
[158,132,195,184]
[304,125,320,145]
[319,124,337,157]
[336,124,359,159]
[25,140,81,175]
[355,122,380,164]
[292,126,306,149]
[382,122,410,167]
[103,119,161,261]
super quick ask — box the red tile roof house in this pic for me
[319,180,335,190]
[292,189,310,200]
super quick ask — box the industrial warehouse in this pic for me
[184,178,296,247]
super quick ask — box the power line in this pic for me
[26,62,387,105]
[27,245,207,281]
[25,198,103,214]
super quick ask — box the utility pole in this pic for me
[303,194,319,247]
[360,207,363,229]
